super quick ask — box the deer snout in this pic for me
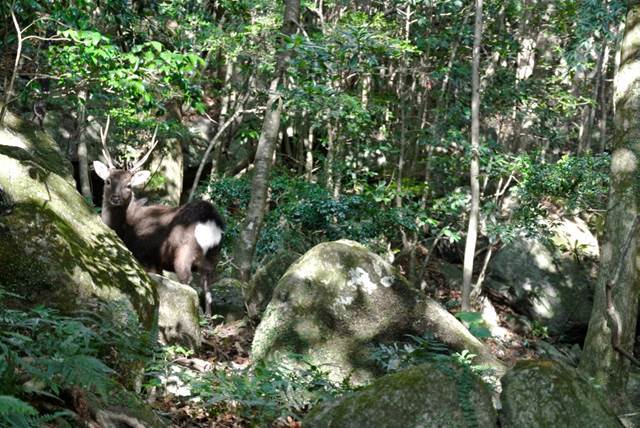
[110,196,123,206]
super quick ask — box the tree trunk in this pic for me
[211,59,236,176]
[0,5,21,126]
[599,42,611,153]
[579,3,640,407]
[325,119,336,193]
[76,92,92,200]
[579,36,607,153]
[233,0,300,281]
[461,0,483,311]
[304,120,314,182]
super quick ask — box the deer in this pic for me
[93,117,225,316]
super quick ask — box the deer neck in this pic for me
[101,200,129,232]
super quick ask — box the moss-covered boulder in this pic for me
[305,361,497,428]
[251,240,504,385]
[500,360,622,428]
[245,251,300,319]
[0,110,157,330]
[487,216,597,339]
[151,273,200,348]
[212,277,247,322]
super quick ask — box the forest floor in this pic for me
[147,266,543,427]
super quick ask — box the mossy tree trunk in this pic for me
[579,2,640,405]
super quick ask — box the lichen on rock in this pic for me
[251,240,504,385]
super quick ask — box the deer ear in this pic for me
[93,161,110,181]
[130,170,151,188]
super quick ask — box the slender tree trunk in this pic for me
[396,96,407,209]
[580,4,640,407]
[579,36,608,153]
[76,92,92,200]
[304,121,314,182]
[214,60,235,172]
[599,43,611,152]
[233,0,300,281]
[0,4,20,126]
[325,119,336,193]
[461,0,483,311]
[191,95,249,201]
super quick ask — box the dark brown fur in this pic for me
[99,168,225,314]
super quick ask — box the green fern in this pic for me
[0,395,72,428]
[0,395,38,417]
[0,291,154,425]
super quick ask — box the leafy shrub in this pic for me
[513,153,610,231]
[203,173,423,264]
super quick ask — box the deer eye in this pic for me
[106,179,111,185]
[126,183,132,189]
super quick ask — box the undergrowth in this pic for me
[0,289,154,427]
[144,349,350,426]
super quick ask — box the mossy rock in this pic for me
[245,251,300,319]
[83,381,167,427]
[212,277,247,322]
[151,273,201,349]
[500,360,622,428]
[0,108,73,182]
[487,216,597,339]
[305,361,497,428]
[0,110,157,330]
[251,240,504,385]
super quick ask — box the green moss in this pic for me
[500,360,621,428]
[0,124,157,330]
[305,362,497,428]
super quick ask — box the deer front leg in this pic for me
[174,246,195,285]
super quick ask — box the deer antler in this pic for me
[99,115,116,169]
[129,124,160,172]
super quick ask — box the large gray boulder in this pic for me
[151,273,201,349]
[488,216,597,338]
[305,361,497,428]
[245,251,299,319]
[251,240,504,385]
[500,360,621,428]
[0,110,157,330]
[211,277,247,322]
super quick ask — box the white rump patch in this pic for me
[194,221,222,253]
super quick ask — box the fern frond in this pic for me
[0,395,37,417]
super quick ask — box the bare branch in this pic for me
[188,94,252,201]
[99,115,115,169]
[130,125,160,172]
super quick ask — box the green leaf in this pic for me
[148,41,163,52]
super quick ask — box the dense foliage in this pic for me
[0,0,630,424]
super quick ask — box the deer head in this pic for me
[92,116,158,208]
